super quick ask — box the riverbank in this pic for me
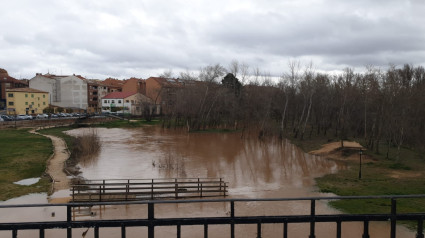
[289,135,425,225]
[0,129,52,201]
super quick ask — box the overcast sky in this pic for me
[1,0,425,80]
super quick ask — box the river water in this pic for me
[0,126,415,237]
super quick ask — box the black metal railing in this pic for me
[0,195,424,238]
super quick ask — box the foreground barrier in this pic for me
[0,195,424,238]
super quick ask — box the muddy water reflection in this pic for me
[68,127,343,199]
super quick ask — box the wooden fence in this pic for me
[71,178,228,202]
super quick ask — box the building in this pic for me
[145,77,184,114]
[122,77,146,95]
[6,88,49,115]
[29,73,88,111]
[0,68,28,110]
[101,91,152,116]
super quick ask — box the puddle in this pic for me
[13,177,40,186]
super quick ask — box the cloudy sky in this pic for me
[1,0,424,80]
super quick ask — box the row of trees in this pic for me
[159,61,425,155]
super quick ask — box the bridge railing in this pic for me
[0,195,425,238]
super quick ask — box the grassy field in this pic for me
[0,129,53,201]
[289,133,425,228]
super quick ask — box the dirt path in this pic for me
[309,140,364,155]
[30,129,70,192]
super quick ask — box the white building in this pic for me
[101,92,152,115]
[29,73,88,110]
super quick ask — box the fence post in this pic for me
[148,202,155,238]
[362,221,370,238]
[309,199,316,238]
[204,224,208,238]
[257,221,262,238]
[121,224,126,238]
[175,178,178,199]
[231,201,235,238]
[99,186,102,202]
[391,198,397,238]
[417,217,424,238]
[283,222,288,238]
[103,180,106,194]
[201,183,203,197]
[12,230,17,238]
[67,205,72,238]
[40,228,45,238]
[151,179,154,200]
[336,221,341,238]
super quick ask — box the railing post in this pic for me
[99,186,102,202]
[103,180,105,194]
[148,202,155,238]
[231,201,235,238]
[336,221,341,238]
[40,228,45,238]
[362,221,370,238]
[151,179,154,200]
[94,226,99,238]
[177,224,181,238]
[283,222,288,238]
[201,183,203,197]
[198,178,200,192]
[417,217,424,238]
[309,199,316,238]
[72,186,75,202]
[204,224,208,238]
[219,178,222,194]
[257,221,262,238]
[12,229,17,238]
[391,198,397,238]
[175,178,178,199]
[121,224,126,238]
[67,205,72,238]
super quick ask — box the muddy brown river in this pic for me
[0,127,415,237]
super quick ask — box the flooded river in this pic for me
[0,126,415,237]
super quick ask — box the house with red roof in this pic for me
[101,91,152,115]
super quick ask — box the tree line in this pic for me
[158,61,425,155]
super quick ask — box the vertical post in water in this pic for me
[175,178,178,199]
[151,179,154,200]
[148,202,154,238]
[309,199,316,238]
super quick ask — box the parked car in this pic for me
[0,116,3,122]
[17,114,29,120]
[0,115,13,121]
[36,114,49,119]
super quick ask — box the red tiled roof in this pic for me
[103,91,136,99]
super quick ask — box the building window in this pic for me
[38,104,40,107]
[8,93,13,97]
[25,94,28,98]
[43,102,46,105]
[8,102,14,106]
[118,100,121,103]
[31,94,34,98]
[31,102,34,105]
[43,95,45,98]
[25,102,28,105]
[126,100,129,103]
[112,100,115,103]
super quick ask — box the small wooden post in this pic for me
[151,179,154,200]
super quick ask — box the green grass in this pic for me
[312,140,425,229]
[0,129,53,201]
